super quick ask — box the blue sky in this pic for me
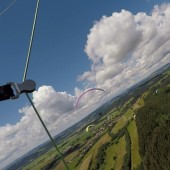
[0,0,166,125]
[0,0,170,168]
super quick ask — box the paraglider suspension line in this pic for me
[26,94,70,170]
[23,0,40,82]
[22,0,70,169]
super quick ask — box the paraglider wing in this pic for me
[86,125,95,132]
[156,89,159,94]
[76,88,105,108]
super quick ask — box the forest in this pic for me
[136,74,170,170]
[6,67,170,170]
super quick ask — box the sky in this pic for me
[0,0,170,168]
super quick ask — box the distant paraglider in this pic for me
[86,125,95,132]
[156,89,159,94]
[75,88,105,108]
[133,113,136,119]
[99,112,103,116]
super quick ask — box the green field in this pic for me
[19,67,170,170]
[104,135,126,170]
[22,96,142,170]
[128,120,141,169]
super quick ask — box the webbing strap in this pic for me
[0,84,14,101]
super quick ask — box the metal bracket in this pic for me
[8,80,36,99]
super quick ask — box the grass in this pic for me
[111,117,126,134]
[104,135,126,170]
[104,143,116,169]
[54,132,112,170]
[68,157,80,170]
[22,92,149,170]
[87,132,111,158]
[22,147,57,170]
[55,150,79,170]
[78,155,92,170]
[128,120,142,169]
[111,108,133,134]
[78,132,112,169]
[132,97,145,111]
[110,110,121,119]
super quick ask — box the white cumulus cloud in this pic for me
[0,86,77,168]
[80,3,170,93]
[1,3,170,169]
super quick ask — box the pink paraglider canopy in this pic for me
[75,88,105,108]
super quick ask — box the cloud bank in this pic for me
[1,3,170,169]
[79,3,170,93]
[0,86,77,168]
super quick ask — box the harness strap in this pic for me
[0,80,36,101]
[0,84,15,101]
